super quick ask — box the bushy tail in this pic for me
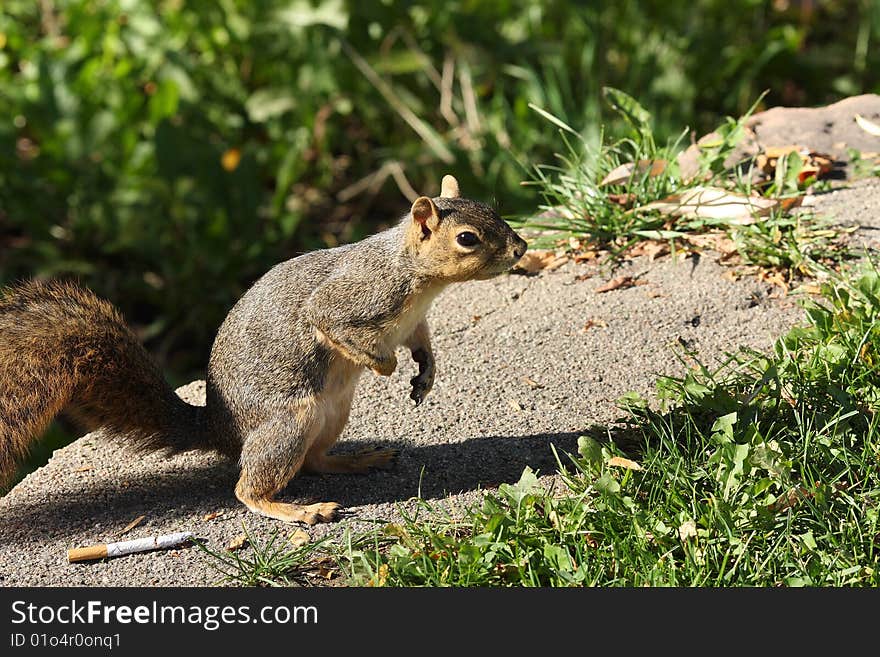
[0,280,212,488]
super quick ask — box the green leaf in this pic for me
[595,473,621,495]
[711,412,738,440]
[577,436,603,468]
[499,467,542,506]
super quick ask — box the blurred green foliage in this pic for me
[1,0,879,378]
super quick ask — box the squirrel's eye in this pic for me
[456,231,480,247]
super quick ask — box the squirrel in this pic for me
[0,175,527,524]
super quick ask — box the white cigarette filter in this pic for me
[67,531,194,563]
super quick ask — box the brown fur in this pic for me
[0,176,527,523]
[0,280,219,488]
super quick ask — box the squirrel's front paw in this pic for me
[409,347,434,406]
[409,380,429,405]
[409,371,434,405]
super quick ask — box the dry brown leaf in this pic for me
[582,318,608,331]
[855,114,880,137]
[607,456,643,471]
[522,376,544,389]
[629,240,670,261]
[684,232,739,259]
[639,186,779,224]
[769,487,812,513]
[756,146,834,185]
[595,276,647,293]
[203,511,223,521]
[607,192,636,207]
[367,564,389,586]
[573,249,600,262]
[119,515,146,536]
[226,534,249,551]
[759,269,790,294]
[513,250,568,274]
[600,159,667,186]
[289,529,310,548]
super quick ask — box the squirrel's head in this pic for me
[404,175,528,282]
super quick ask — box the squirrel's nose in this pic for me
[513,237,527,259]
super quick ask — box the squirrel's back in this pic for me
[0,280,213,487]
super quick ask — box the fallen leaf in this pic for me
[512,250,568,274]
[368,563,389,587]
[119,515,146,536]
[595,276,647,293]
[639,186,779,224]
[289,529,310,548]
[607,456,643,471]
[759,269,790,294]
[600,159,667,186]
[582,318,608,331]
[855,114,880,137]
[522,376,544,388]
[573,249,600,262]
[769,487,812,513]
[628,240,670,261]
[226,534,249,551]
[203,511,222,521]
[683,232,739,258]
[221,148,241,172]
[678,520,698,541]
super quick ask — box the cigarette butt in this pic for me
[67,531,194,564]
[67,544,109,563]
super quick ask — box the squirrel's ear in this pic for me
[440,175,460,199]
[411,196,441,239]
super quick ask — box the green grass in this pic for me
[200,261,880,587]
[193,523,338,587]
[515,89,853,284]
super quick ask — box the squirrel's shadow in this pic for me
[3,431,589,537]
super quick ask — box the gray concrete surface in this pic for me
[3,98,880,587]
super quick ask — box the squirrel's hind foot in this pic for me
[236,477,341,525]
[242,498,341,525]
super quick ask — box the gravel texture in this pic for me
[3,96,880,586]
